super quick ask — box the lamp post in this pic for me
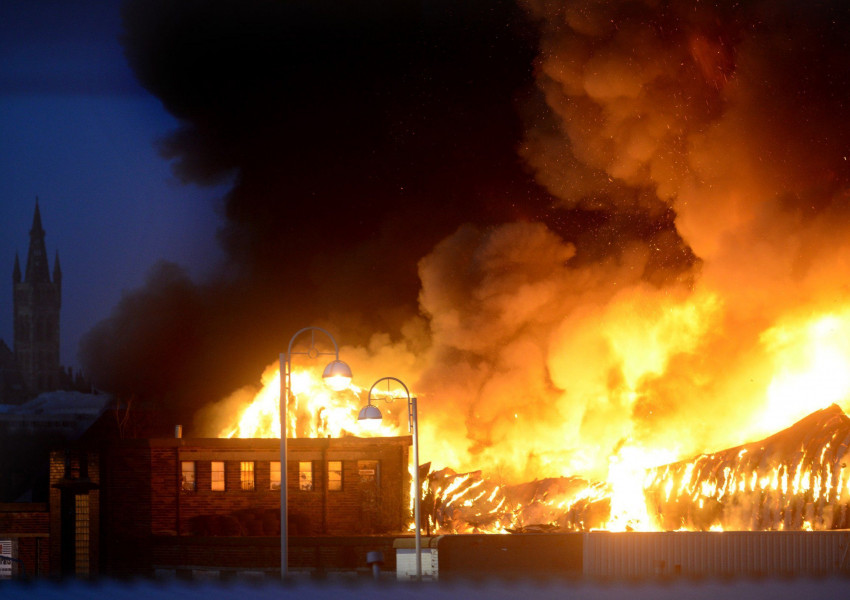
[280,327,351,579]
[358,377,422,581]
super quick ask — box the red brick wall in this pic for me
[0,503,49,578]
[140,437,411,538]
[150,447,178,534]
[88,454,100,577]
[172,455,282,536]
[47,437,410,577]
[324,444,411,534]
[48,452,62,574]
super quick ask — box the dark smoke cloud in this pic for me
[79,0,573,427]
[358,0,850,481]
[81,0,691,445]
[82,0,850,487]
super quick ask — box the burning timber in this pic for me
[645,404,850,531]
[425,404,850,533]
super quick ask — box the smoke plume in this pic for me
[414,0,850,479]
[82,0,850,483]
[82,0,571,430]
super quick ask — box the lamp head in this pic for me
[358,404,383,430]
[322,359,352,391]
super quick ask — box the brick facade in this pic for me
[48,449,99,578]
[0,503,49,578]
[50,436,411,577]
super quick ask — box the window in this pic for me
[240,461,255,491]
[75,494,90,576]
[211,461,225,491]
[270,461,281,490]
[328,461,343,491]
[299,461,313,491]
[181,461,196,491]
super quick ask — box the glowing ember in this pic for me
[644,404,850,531]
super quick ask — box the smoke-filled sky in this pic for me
[79,0,607,419]
[0,0,230,368]
[5,0,850,482]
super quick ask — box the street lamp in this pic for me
[280,327,351,579]
[358,377,422,581]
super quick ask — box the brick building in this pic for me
[50,435,412,578]
[0,503,49,579]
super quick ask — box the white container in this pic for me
[394,537,438,581]
[0,539,13,579]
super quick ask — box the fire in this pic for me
[760,311,850,433]
[418,403,850,534]
[605,446,676,531]
[212,291,850,536]
[641,404,850,531]
[216,301,850,535]
[221,362,400,439]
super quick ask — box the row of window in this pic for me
[180,460,344,493]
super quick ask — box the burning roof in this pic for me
[644,403,850,531]
[424,405,850,533]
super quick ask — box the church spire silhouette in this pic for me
[13,199,62,396]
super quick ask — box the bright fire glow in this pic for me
[221,363,400,439]
[605,446,676,531]
[217,305,850,534]
[760,312,850,433]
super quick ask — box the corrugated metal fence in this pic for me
[406,532,850,581]
[583,531,850,578]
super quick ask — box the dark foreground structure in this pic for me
[424,531,850,580]
[46,436,411,579]
[1,576,850,599]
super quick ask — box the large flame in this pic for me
[219,362,402,439]
[760,311,850,433]
[203,0,850,535]
[212,302,850,534]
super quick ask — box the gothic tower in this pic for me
[13,201,62,396]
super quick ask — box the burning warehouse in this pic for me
[19,381,850,580]
[424,404,850,535]
[53,0,850,579]
[41,404,850,581]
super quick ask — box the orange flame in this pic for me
[215,303,850,534]
[221,363,400,439]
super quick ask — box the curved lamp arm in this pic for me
[362,376,413,433]
[358,376,422,581]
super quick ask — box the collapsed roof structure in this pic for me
[426,405,850,533]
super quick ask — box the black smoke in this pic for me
[80,0,691,433]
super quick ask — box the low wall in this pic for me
[149,535,398,579]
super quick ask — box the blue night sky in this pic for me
[0,0,228,368]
